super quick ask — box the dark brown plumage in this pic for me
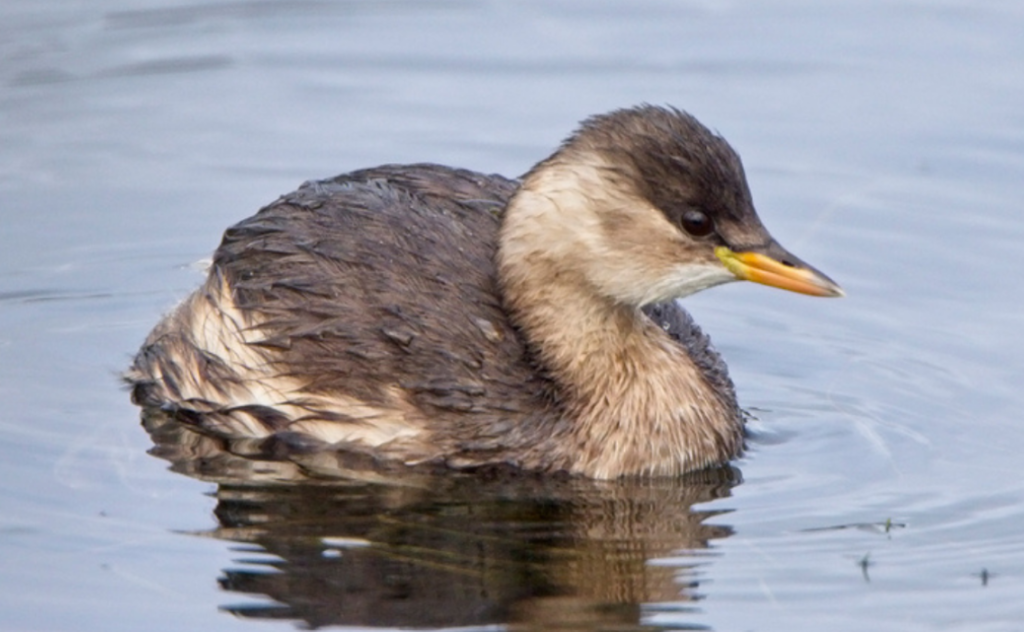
[129,105,841,479]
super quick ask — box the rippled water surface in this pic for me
[2,1,1023,630]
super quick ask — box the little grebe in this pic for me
[129,105,842,479]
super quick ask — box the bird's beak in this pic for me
[715,244,844,297]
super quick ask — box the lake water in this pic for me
[2,1,1023,630]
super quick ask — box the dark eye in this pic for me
[680,209,714,237]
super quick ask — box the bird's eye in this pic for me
[680,210,714,237]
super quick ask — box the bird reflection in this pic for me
[145,410,739,631]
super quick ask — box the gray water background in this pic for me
[2,1,1023,630]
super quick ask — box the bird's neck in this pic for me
[497,171,742,478]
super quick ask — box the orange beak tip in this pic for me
[715,246,843,298]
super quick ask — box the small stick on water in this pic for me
[858,553,872,583]
[974,568,995,587]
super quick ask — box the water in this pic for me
[2,1,1023,630]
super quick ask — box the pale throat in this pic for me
[547,292,711,420]
[498,241,716,431]
[514,284,730,478]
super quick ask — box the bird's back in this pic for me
[219,165,538,411]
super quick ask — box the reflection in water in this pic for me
[144,411,738,631]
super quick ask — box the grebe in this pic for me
[129,105,842,479]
